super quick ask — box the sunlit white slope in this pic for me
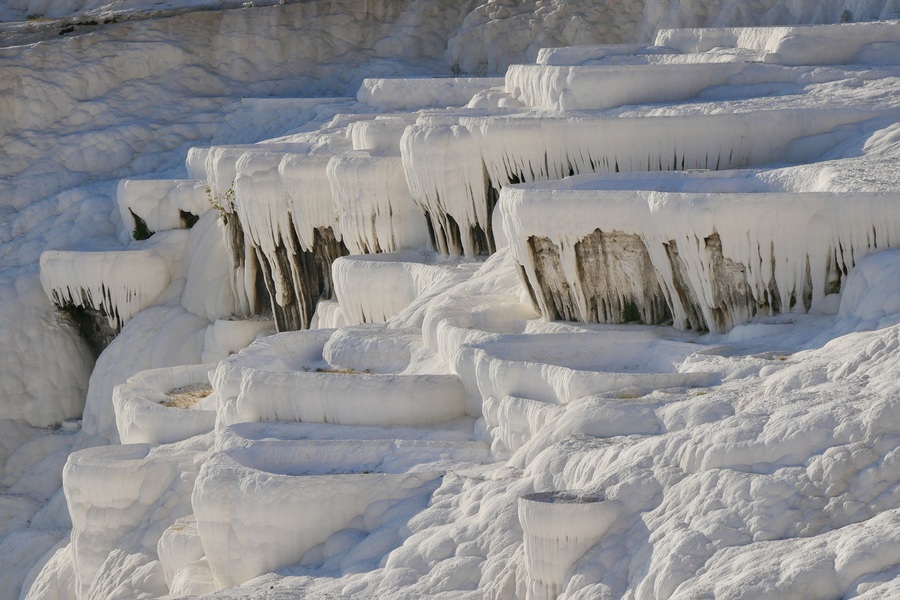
[0,0,488,456]
[502,186,900,331]
[8,8,900,600]
[200,23,900,600]
[196,248,900,600]
[446,0,900,74]
[39,231,189,331]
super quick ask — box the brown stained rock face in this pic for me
[525,230,670,325]
[222,212,246,272]
[58,303,117,358]
[702,232,773,332]
[479,175,500,255]
[257,241,300,332]
[574,229,670,325]
[223,212,269,317]
[527,235,578,321]
[260,225,348,332]
[420,167,496,257]
[226,210,347,332]
[663,240,707,331]
[521,229,822,333]
[423,208,462,256]
[308,227,347,316]
[666,233,813,333]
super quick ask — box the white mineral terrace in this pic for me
[534,19,900,70]
[322,325,435,374]
[11,11,900,600]
[215,418,479,452]
[519,491,622,600]
[465,331,712,403]
[214,434,491,467]
[356,77,505,111]
[348,115,417,153]
[654,20,900,65]
[193,449,434,589]
[200,316,274,364]
[112,364,216,445]
[211,329,468,427]
[400,119,491,256]
[199,119,361,208]
[115,179,209,240]
[39,230,188,329]
[506,62,800,111]
[459,329,712,455]
[401,107,880,257]
[157,515,212,596]
[330,250,471,325]
[202,114,431,330]
[235,148,343,255]
[461,108,877,187]
[482,395,563,457]
[534,44,676,66]
[63,442,202,600]
[229,143,349,329]
[194,436,490,588]
[502,185,900,331]
[326,151,429,255]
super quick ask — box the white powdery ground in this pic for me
[0,3,483,598]
[2,3,900,600]
[193,252,900,600]
[181,28,900,600]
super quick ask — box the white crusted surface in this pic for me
[193,447,442,589]
[519,492,621,600]
[7,8,900,600]
[112,364,216,445]
[327,152,429,255]
[331,251,467,325]
[39,230,189,330]
[356,77,505,110]
[116,179,209,241]
[62,437,210,599]
[502,186,900,331]
[180,211,241,321]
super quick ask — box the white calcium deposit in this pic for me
[2,3,900,600]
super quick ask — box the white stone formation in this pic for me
[11,9,900,600]
[518,491,622,600]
